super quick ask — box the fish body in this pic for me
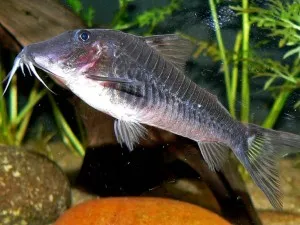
[5,29,300,209]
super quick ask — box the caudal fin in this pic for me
[234,123,300,209]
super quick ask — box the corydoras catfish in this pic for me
[4,29,300,209]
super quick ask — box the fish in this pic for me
[3,29,300,209]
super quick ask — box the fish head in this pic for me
[25,29,114,84]
[4,29,116,93]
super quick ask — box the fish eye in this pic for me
[78,30,90,42]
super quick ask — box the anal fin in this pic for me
[114,120,147,151]
[197,142,229,171]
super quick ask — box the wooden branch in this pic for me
[0,0,84,49]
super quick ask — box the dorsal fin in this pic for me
[142,34,194,71]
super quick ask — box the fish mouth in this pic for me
[2,48,55,95]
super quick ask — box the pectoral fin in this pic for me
[114,120,147,151]
[86,74,144,97]
[197,142,229,171]
[86,74,132,83]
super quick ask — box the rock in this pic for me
[142,178,221,214]
[54,197,231,225]
[259,210,300,225]
[70,188,98,207]
[0,146,71,225]
[25,142,84,184]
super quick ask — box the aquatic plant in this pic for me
[112,0,182,34]
[190,0,300,130]
[66,0,95,27]
[251,0,300,59]
[194,0,300,178]
[0,58,85,156]
[68,0,182,34]
[0,65,85,156]
[0,64,47,146]
[48,94,85,155]
[249,0,300,128]
[0,1,89,155]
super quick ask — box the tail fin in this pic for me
[234,123,300,209]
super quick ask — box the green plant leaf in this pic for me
[251,0,300,60]
[83,6,95,27]
[264,76,276,90]
[294,100,300,109]
[48,94,85,156]
[119,0,134,9]
[114,0,182,33]
[283,46,300,59]
[66,0,83,14]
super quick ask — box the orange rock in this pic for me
[54,197,231,225]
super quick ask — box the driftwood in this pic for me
[0,0,84,48]
[0,1,262,224]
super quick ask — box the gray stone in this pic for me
[0,146,71,225]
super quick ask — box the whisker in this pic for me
[28,62,56,94]
[2,56,21,96]
[25,63,33,76]
[20,62,26,77]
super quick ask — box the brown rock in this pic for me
[54,197,231,225]
[0,146,71,225]
[259,210,300,225]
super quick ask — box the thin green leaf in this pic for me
[83,6,95,27]
[13,87,48,127]
[119,0,134,9]
[66,0,83,14]
[294,100,300,109]
[283,46,300,59]
[264,77,276,90]
[48,94,85,156]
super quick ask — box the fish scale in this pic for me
[119,33,230,137]
[122,35,238,142]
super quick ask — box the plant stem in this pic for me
[208,0,231,107]
[9,76,17,124]
[13,84,48,127]
[230,31,242,118]
[281,18,300,32]
[111,1,128,28]
[14,81,47,145]
[241,0,250,122]
[75,111,87,146]
[262,90,291,128]
[0,66,5,121]
[15,110,32,146]
[0,64,9,143]
[48,94,85,156]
